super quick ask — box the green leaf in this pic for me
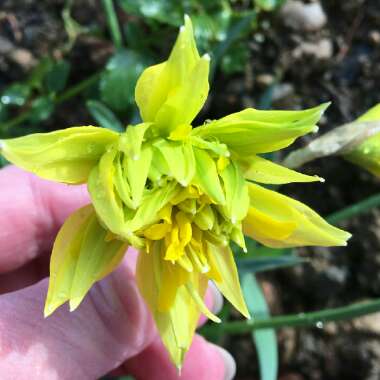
[0,103,9,122]
[27,57,55,90]
[100,50,147,111]
[29,96,55,123]
[242,273,278,380]
[237,255,305,273]
[1,84,31,107]
[255,0,284,11]
[44,60,71,93]
[87,100,124,132]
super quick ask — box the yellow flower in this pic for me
[0,15,351,368]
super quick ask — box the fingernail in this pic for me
[209,281,224,314]
[215,346,236,380]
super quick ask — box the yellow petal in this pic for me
[241,155,322,184]
[135,16,209,135]
[244,183,351,247]
[0,126,118,184]
[45,205,127,316]
[144,223,171,240]
[193,103,329,155]
[136,242,206,368]
[208,244,250,319]
[88,147,126,238]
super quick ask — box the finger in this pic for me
[0,166,89,272]
[123,334,236,380]
[0,257,155,380]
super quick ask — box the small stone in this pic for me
[293,38,333,60]
[272,83,295,102]
[281,1,327,32]
[256,73,275,86]
[369,30,380,45]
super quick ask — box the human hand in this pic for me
[0,166,236,380]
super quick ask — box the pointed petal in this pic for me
[126,145,152,208]
[193,147,225,204]
[193,103,329,155]
[154,140,195,186]
[136,242,206,368]
[208,244,250,319]
[241,155,322,184]
[69,213,128,310]
[45,205,127,316]
[134,16,209,134]
[219,161,250,222]
[88,147,126,238]
[243,183,351,247]
[0,126,118,184]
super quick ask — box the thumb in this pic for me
[0,257,155,380]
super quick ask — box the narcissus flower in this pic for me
[0,16,350,368]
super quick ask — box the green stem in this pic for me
[221,298,380,334]
[0,71,102,132]
[0,110,32,132]
[55,71,102,104]
[326,193,380,224]
[102,0,123,49]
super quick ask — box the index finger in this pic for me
[0,166,89,273]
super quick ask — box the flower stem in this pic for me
[102,0,123,49]
[220,298,380,334]
[326,193,380,224]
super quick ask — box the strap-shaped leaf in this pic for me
[44,205,127,316]
[135,16,209,135]
[241,155,321,184]
[243,183,351,247]
[0,126,118,184]
[192,104,329,155]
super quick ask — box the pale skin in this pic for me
[0,166,235,380]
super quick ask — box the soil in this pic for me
[1,1,380,379]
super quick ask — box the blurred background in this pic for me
[1,0,380,379]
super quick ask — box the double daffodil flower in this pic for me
[0,16,350,368]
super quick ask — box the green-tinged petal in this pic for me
[243,183,351,247]
[344,103,380,177]
[135,16,209,134]
[126,145,152,208]
[154,55,210,132]
[357,103,380,122]
[189,136,230,157]
[219,161,249,223]
[192,103,329,155]
[241,155,322,184]
[154,140,195,186]
[45,205,127,316]
[136,242,207,368]
[193,147,225,204]
[119,123,152,160]
[70,211,128,310]
[127,182,180,232]
[0,126,118,184]
[114,153,134,209]
[208,243,250,319]
[193,204,215,230]
[88,147,126,237]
